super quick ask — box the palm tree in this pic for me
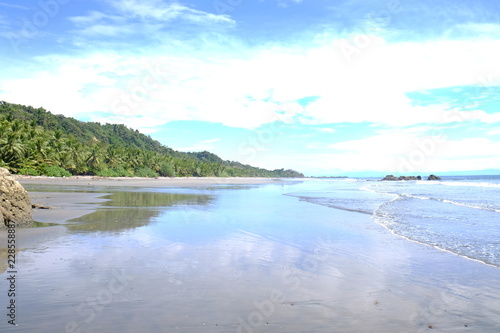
[0,133,27,170]
[86,143,105,172]
[105,146,124,169]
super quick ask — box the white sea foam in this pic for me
[438,199,500,213]
[420,180,500,188]
[401,193,431,200]
[373,211,500,268]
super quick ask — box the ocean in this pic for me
[288,175,500,268]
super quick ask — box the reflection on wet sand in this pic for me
[0,190,214,275]
[68,191,214,233]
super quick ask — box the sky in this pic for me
[1,0,499,176]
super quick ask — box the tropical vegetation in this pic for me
[0,101,304,178]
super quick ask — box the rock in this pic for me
[428,174,442,180]
[0,167,33,229]
[398,176,418,181]
[382,175,420,181]
[31,203,55,210]
[417,176,422,180]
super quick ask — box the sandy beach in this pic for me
[15,175,287,188]
[1,177,499,332]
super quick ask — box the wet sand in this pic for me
[0,178,499,332]
[2,176,288,245]
[2,176,289,260]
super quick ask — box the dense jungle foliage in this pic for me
[0,101,304,178]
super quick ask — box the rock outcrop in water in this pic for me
[381,175,422,181]
[0,168,33,229]
[427,174,442,180]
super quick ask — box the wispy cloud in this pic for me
[276,0,303,8]
[69,11,124,25]
[106,0,234,24]
[0,2,29,10]
[67,0,235,42]
[202,138,221,144]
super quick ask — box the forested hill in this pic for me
[0,101,304,178]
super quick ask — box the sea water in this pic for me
[288,176,500,267]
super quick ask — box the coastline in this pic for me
[15,175,290,188]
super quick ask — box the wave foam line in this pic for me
[399,193,500,213]
[372,212,500,269]
[417,180,500,189]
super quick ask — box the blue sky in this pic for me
[1,0,500,176]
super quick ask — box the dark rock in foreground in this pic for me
[0,167,33,229]
[428,174,442,180]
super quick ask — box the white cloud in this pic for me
[460,110,500,123]
[270,138,500,175]
[316,128,335,133]
[66,0,235,41]
[0,2,29,10]
[1,28,500,132]
[78,24,136,36]
[105,0,234,25]
[69,11,123,25]
[276,0,303,8]
[447,22,500,39]
[320,130,500,173]
[306,142,328,150]
[488,129,500,136]
[300,36,500,126]
[202,138,220,144]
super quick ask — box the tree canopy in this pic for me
[0,101,304,178]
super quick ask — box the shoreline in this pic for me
[15,175,292,188]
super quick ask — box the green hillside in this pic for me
[0,101,304,178]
